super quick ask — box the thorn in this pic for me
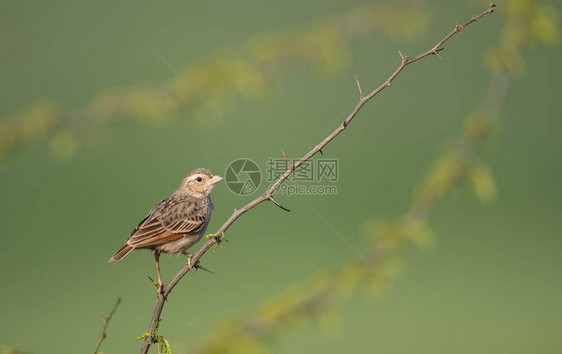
[198,266,215,275]
[319,149,323,155]
[195,262,215,275]
[269,196,290,212]
[281,148,294,170]
[398,50,409,64]
[433,50,443,60]
[386,81,391,87]
[354,74,363,99]
[455,22,464,33]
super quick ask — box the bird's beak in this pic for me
[207,175,223,185]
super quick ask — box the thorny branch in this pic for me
[93,297,121,354]
[194,69,511,352]
[140,4,496,353]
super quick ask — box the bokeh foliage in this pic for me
[194,0,560,352]
[0,0,560,353]
[0,2,428,163]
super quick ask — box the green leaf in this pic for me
[135,332,152,341]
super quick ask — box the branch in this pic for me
[195,72,511,352]
[140,4,496,353]
[93,297,121,354]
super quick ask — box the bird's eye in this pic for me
[196,177,203,183]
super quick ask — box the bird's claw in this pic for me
[183,252,196,275]
[157,280,165,294]
[148,275,167,298]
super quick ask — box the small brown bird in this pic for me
[109,168,222,288]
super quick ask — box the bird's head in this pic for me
[180,168,223,198]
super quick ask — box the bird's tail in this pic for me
[108,244,134,262]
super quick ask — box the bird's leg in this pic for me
[154,251,164,293]
[183,251,215,275]
[182,252,195,275]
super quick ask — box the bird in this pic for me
[108,168,223,289]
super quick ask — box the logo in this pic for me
[224,158,261,195]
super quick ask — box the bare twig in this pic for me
[140,4,496,353]
[93,298,121,354]
[354,74,364,99]
[281,148,294,170]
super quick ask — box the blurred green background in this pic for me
[1,0,561,353]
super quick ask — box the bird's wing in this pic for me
[127,197,207,248]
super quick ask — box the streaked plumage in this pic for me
[109,168,222,287]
